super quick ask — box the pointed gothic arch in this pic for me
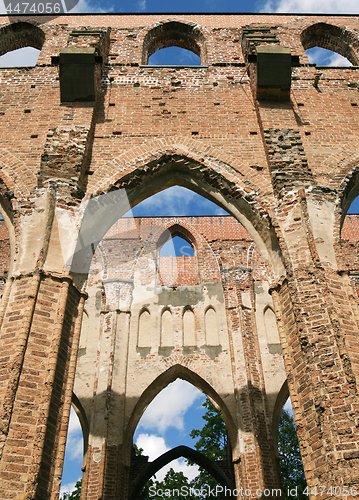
[71,392,89,468]
[129,445,235,500]
[124,364,237,466]
[319,139,359,243]
[157,224,197,254]
[74,146,285,282]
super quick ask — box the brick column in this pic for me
[221,267,282,498]
[0,272,85,500]
[80,307,129,500]
[250,57,359,496]
[270,193,359,497]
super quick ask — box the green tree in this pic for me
[188,399,227,492]
[60,479,81,500]
[190,399,227,461]
[278,410,307,499]
[148,468,197,500]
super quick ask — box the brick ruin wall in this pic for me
[1,12,359,500]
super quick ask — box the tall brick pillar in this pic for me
[0,184,86,499]
[0,25,109,496]
[79,303,132,500]
[221,266,282,498]
[270,193,359,496]
[253,80,359,495]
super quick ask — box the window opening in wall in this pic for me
[158,234,196,287]
[305,47,352,66]
[60,407,84,499]
[278,398,307,499]
[148,46,201,66]
[133,380,228,497]
[0,47,40,67]
[160,236,194,257]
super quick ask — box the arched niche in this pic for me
[183,307,196,346]
[124,364,237,467]
[70,152,285,285]
[339,165,359,230]
[264,305,280,346]
[0,22,45,59]
[141,21,206,65]
[161,308,173,347]
[205,307,219,346]
[138,308,151,348]
[301,23,359,66]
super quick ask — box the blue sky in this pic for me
[1,0,359,17]
[63,0,359,14]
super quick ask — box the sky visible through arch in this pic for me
[60,186,295,495]
[0,0,359,495]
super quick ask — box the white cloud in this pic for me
[284,397,293,415]
[65,408,84,461]
[138,379,204,433]
[0,47,40,68]
[260,0,359,14]
[135,434,199,482]
[327,52,352,66]
[136,434,169,461]
[71,0,115,13]
[60,480,78,496]
[137,0,146,12]
[306,47,352,66]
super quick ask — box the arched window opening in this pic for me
[142,21,205,65]
[340,196,359,298]
[0,46,40,67]
[301,22,358,66]
[348,196,359,214]
[158,232,196,287]
[277,398,307,497]
[148,46,201,65]
[132,379,230,499]
[305,47,352,66]
[0,22,45,67]
[59,406,84,499]
[160,235,194,257]
[134,380,205,481]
